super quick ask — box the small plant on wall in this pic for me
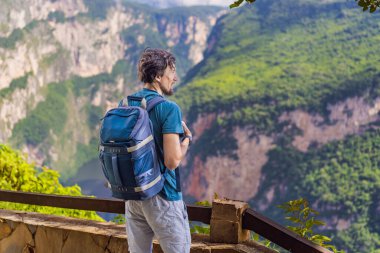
[191,194,344,253]
[278,198,345,253]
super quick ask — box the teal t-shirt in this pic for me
[128,88,184,201]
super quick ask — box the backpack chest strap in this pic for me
[110,174,162,193]
[99,135,154,154]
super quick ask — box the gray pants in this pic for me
[125,194,191,253]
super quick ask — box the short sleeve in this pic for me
[161,101,184,134]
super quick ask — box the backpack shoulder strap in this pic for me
[146,96,166,112]
[146,95,181,192]
[122,96,146,108]
[120,95,165,111]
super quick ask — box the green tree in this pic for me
[0,144,103,221]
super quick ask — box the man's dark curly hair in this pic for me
[138,48,176,84]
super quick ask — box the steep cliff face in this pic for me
[185,93,380,202]
[186,128,274,201]
[163,14,219,65]
[280,96,380,152]
[0,0,86,37]
[0,0,223,177]
[0,2,222,90]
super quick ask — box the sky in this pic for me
[128,0,233,8]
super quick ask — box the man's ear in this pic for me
[155,75,162,83]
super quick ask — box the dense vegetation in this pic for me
[47,11,66,23]
[173,1,380,252]
[0,19,40,49]
[82,0,115,20]
[0,144,103,221]
[175,1,380,132]
[175,0,380,161]
[0,73,31,99]
[255,129,380,252]
[0,28,23,48]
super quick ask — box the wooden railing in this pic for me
[0,190,332,253]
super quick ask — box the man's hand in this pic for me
[182,121,192,138]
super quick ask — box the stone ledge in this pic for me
[0,209,275,253]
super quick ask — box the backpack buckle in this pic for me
[140,98,147,110]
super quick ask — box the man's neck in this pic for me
[144,83,163,95]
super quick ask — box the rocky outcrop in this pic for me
[0,28,61,89]
[280,96,380,152]
[50,7,137,77]
[191,113,217,142]
[0,0,86,37]
[186,128,274,202]
[186,16,212,65]
[165,14,221,65]
[0,76,46,141]
[0,6,130,90]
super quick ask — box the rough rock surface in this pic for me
[0,209,270,253]
[186,128,274,202]
[0,222,33,253]
[280,96,380,152]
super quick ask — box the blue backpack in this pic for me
[99,96,166,200]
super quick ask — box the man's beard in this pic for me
[160,84,174,96]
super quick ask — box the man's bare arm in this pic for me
[163,121,192,170]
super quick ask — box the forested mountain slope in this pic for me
[174,1,380,251]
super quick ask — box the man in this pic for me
[125,48,192,253]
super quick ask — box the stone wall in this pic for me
[0,209,274,253]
